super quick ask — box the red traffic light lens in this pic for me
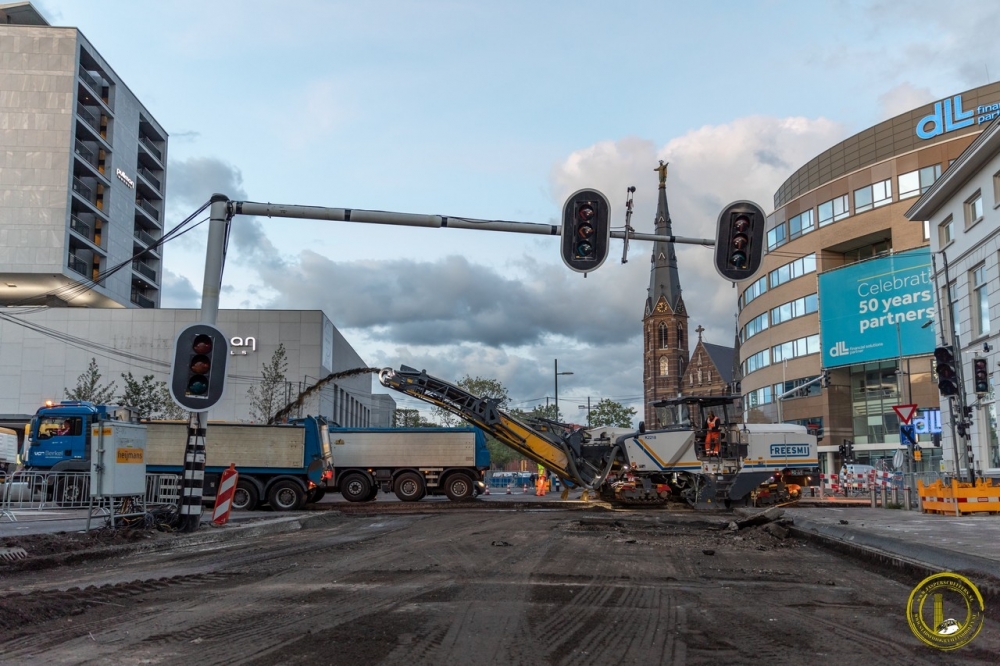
[577,204,595,222]
[733,215,750,232]
[192,334,213,355]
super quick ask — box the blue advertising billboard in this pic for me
[818,248,936,368]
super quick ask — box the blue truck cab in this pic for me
[26,401,121,472]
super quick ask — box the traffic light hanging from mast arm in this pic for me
[714,201,766,281]
[560,189,611,273]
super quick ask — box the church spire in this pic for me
[645,160,684,316]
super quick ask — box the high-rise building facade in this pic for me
[0,2,168,309]
[737,82,1000,472]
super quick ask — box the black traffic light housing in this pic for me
[561,188,611,274]
[934,345,958,396]
[170,323,229,412]
[714,200,766,281]
[974,357,990,395]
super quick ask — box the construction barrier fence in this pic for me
[918,477,1000,515]
[1,471,181,522]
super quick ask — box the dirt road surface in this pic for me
[2,506,997,664]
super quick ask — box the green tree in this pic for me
[118,372,183,419]
[157,384,187,420]
[247,344,288,423]
[393,408,438,428]
[433,374,511,427]
[64,357,117,404]
[589,398,637,428]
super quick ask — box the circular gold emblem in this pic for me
[906,572,985,650]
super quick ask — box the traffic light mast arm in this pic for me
[232,201,715,246]
[378,366,607,489]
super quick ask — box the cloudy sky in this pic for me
[40,0,1000,421]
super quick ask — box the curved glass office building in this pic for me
[736,82,1000,472]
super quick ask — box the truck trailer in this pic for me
[328,427,490,502]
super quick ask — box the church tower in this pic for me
[642,161,689,428]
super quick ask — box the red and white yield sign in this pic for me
[212,463,239,526]
[893,404,919,425]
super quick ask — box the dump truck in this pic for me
[328,426,489,502]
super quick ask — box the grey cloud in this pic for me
[167,156,249,212]
[160,269,201,308]
[753,150,789,170]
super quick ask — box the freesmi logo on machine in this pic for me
[769,444,810,458]
[916,94,1000,140]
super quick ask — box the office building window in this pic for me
[965,190,984,228]
[742,312,768,342]
[767,223,787,251]
[818,194,849,227]
[745,385,773,408]
[740,276,767,309]
[844,240,891,264]
[771,334,821,363]
[788,209,814,240]
[770,293,818,326]
[994,169,1000,206]
[854,178,892,213]
[972,264,990,337]
[743,349,771,375]
[938,215,954,247]
[898,164,942,199]
[769,253,816,289]
[849,361,901,444]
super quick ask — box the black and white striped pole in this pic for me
[169,194,231,533]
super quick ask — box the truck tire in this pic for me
[307,487,326,504]
[232,480,259,511]
[56,477,88,508]
[267,480,306,511]
[340,473,372,503]
[444,473,475,502]
[394,472,425,502]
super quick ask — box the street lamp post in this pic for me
[554,359,573,422]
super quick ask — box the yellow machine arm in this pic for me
[379,366,611,489]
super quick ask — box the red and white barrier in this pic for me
[212,463,239,526]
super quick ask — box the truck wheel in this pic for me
[394,472,425,502]
[340,473,372,503]
[444,474,475,502]
[307,487,327,503]
[232,480,259,511]
[267,480,306,511]
[56,477,88,508]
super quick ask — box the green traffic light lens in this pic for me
[576,241,594,257]
[186,375,209,396]
[730,251,748,269]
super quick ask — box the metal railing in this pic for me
[72,176,94,203]
[67,253,89,277]
[1,472,182,523]
[132,259,157,281]
[131,290,155,309]
[138,135,162,161]
[134,226,158,247]
[78,67,101,92]
[136,197,160,221]
[74,140,97,167]
[136,165,161,191]
[69,214,93,241]
[77,103,101,132]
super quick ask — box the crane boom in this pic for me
[378,366,613,489]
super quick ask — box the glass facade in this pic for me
[850,360,901,444]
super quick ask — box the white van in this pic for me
[840,463,876,479]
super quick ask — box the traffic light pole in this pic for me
[941,251,975,482]
[231,200,717,247]
[177,194,230,533]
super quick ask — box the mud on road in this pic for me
[1,507,998,664]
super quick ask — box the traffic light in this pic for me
[957,421,968,439]
[713,201,766,281]
[560,188,611,273]
[844,440,854,461]
[974,358,990,395]
[934,345,958,396]
[170,323,229,412]
[821,369,831,388]
[838,443,846,458]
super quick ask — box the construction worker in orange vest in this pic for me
[705,410,721,456]
[536,464,547,496]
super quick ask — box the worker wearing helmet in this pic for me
[705,411,721,456]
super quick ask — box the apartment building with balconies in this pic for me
[0,1,168,309]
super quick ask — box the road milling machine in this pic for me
[379,366,818,508]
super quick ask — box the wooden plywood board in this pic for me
[330,431,476,468]
[145,422,305,469]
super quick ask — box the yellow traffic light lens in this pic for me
[577,224,595,240]
[190,354,210,374]
[732,233,748,250]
